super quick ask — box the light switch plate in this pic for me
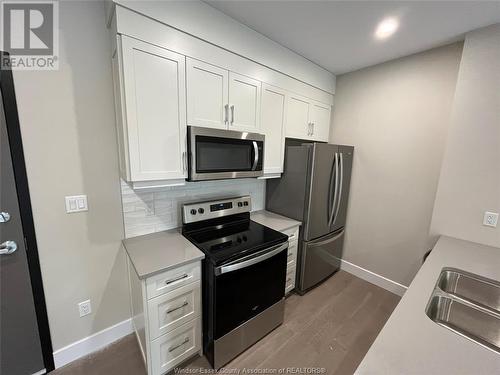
[483,211,499,228]
[65,195,88,213]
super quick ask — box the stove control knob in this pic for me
[243,201,249,206]
[198,208,204,214]
[237,237,242,243]
[190,209,197,215]
[242,235,247,242]
[238,202,243,207]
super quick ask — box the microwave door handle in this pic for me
[332,152,344,227]
[216,242,288,275]
[252,141,259,170]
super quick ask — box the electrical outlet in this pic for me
[65,195,88,213]
[483,211,499,228]
[78,300,92,317]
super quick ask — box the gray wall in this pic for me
[330,43,463,286]
[430,24,500,248]
[13,2,129,350]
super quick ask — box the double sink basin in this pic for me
[426,268,500,354]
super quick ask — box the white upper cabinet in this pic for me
[228,72,261,132]
[310,101,331,142]
[260,84,286,175]
[186,58,262,132]
[285,93,331,142]
[186,58,228,130]
[114,36,187,183]
[286,93,311,139]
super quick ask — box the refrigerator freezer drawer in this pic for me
[298,229,345,293]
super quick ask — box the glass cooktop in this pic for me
[183,219,288,266]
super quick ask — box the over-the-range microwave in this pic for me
[187,126,264,181]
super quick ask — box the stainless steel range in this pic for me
[181,196,288,369]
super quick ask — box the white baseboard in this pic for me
[53,318,133,369]
[339,259,408,296]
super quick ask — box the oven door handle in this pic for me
[252,141,259,171]
[215,242,288,275]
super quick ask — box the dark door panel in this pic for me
[298,229,345,293]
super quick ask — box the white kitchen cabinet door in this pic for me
[228,72,261,132]
[310,101,331,142]
[120,36,187,181]
[186,58,229,129]
[286,93,311,139]
[260,84,287,174]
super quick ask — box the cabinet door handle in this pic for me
[168,337,189,352]
[224,104,229,125]
[166,301,188,314]
[307,122,311,136]
[311,122,315,135]
[230,105,235,125]
[165,273,189,285]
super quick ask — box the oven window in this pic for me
[196,136,253,172]
[214,249,287,339]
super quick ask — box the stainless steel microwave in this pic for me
[187,126,264,181]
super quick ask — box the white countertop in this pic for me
[123,229,204,279]
[356,236,500,374]
[250,210,301,232]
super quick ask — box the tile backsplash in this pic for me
[121,179,266,238]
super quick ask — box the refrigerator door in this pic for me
[330,145,354,233]
[303,143,339,241]
[298,229,345,293]
[265,145,310,222]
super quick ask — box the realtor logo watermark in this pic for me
[1,1,59,70]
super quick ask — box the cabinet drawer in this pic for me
[146,262,201,300]
[282,226,299,243]
[287,243,297,264]
[285,267,296,294]
[150,318,201,375]
[148,281,201,340]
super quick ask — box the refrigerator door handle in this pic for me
[327,152,336,223]
[332,152,344,227]
[328,153,339,226]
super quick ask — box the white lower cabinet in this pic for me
[281,225,300,294]
[150,318,201,375]
[127,258,202,375]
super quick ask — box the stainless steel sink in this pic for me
[426,268,500,354]
[437,268,500,312]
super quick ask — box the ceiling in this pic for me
[205,1,500,75]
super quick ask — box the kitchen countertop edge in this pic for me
[122,228,205,280]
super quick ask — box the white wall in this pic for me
[430,24,500,247]
[13,1,129,350]
[330,43,463,286]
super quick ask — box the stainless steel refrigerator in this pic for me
[266,142,354,294]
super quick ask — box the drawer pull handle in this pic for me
[288,252,293,258]
[166,301,188,314]
[289,234,296,239]
[165,273,189,285]
[287,278,292,283]
[168,337,189,352]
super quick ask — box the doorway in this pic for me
[0,53,55,374]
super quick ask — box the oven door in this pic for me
[188,126,264,181]
[213,242,287,339]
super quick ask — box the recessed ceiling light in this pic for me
[375,18,399,40]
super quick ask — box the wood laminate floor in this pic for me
[52,271,400,375]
